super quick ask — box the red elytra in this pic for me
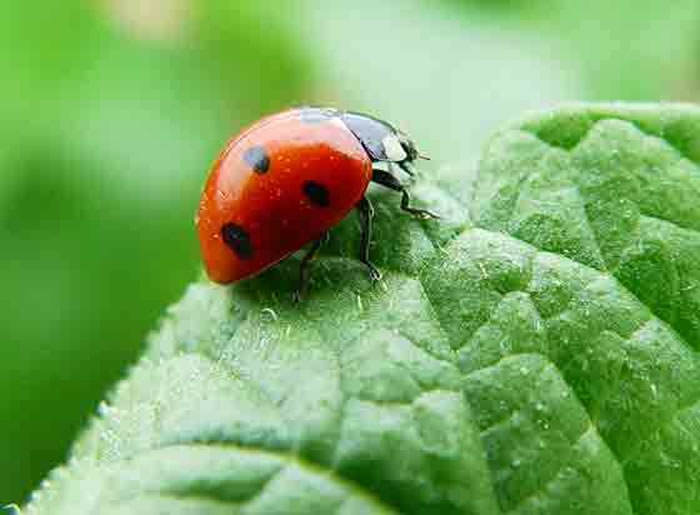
[196,107,437,296]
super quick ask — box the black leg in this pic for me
[293,233,328,302]
[356,197,382,282]
[372,169,440,219]
[397,161,414,176]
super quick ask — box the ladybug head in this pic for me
[339,111,429,169]
[395,131,419,163]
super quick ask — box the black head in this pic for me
[396,131,419,163]
[339,112,421,166]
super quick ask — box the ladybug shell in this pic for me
[197,109,373,283]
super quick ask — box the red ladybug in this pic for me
[197,107,437,299]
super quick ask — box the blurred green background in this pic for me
[1,0,698,504]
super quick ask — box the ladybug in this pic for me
[196,106,438,299]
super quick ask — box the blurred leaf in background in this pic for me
[443,0,700,99]
[300,0,579,195]
[1,0,699,505]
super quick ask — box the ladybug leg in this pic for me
[397,161,414,176]
[371,169,440,219]
[293,232,328,302]
[356,196,382,282]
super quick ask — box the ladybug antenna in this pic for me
[417,152,431,160]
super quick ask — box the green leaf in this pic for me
[25,104,700,514]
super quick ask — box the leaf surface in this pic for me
[26,105,700,514]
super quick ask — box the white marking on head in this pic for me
[382,134,407,162]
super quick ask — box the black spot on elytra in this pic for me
[221,223,253,259]
[242,145,270,174]
[303,181,330,207]
[298,107,337,124]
